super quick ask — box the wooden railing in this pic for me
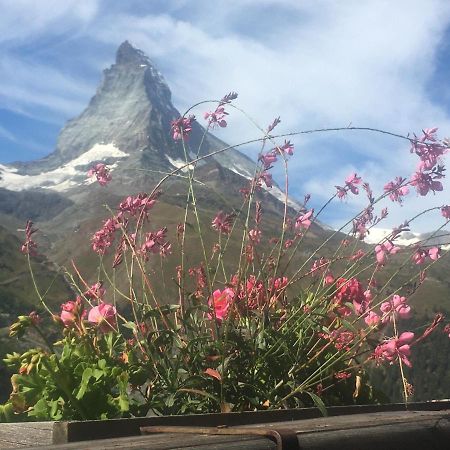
[1,401,450,449]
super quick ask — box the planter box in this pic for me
[1,401,450,449]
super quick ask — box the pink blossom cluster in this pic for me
[171,115,195,141]
[91,192,161,255]
[59,292,116,333]
[412,246,440,264]
[91,217,121,255]
[21,220,38,256]
[375,240,400,265]
[380,295,411,323]
[230,274,289,310]
[335,173,362,200]
[208,287,235,322]
[333,277,370,316]
[363,294,412,327]
[374,331,415,367]
[384,177,409,205]
[211,211,235,234]
[320,329,355,351]
[139,227,172,260]
[295,209,313,230]
[119,192,159,217]
[204,106,228,128]
[409,128,447,196]
[259,140,295,170]
[60,297,86,328]
[204,92,239,129]
[441,205,450,219]
[88,302,117,332]
[88,163,112,186]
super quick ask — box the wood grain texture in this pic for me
[1,402,450,449]
[0,422,53,448]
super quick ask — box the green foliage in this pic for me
[1,294,385,421]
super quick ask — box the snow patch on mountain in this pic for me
[227,161,254,179]
[166,155,195,172]
[0,143,128,192]
[364,228,421,246]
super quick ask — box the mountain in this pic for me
[0,41,302,240]
[0,41,258,192]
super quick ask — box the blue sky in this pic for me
[1,0,450,232]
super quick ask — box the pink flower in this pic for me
[380,294,411,323]
[259,150,277,169]
[335,173,362,199]
[84,282,106,301]
[384,177,409,204]
[278,140,294,156]
[334,277,367,316]
[88,163,112,186]
[410,170,443,196]
[441,205,450,219]
[60,298,85,328]
[273,276,289,291]
[345,173,362,194]
[212,211,235,234]
[139,227,171,260]
[204,106,228,128]
[374,332,415,367]
[364,311,380,326]
[375,241,400,265]
[21,220,38,256]
[208,288,234,322]
[119,193,158,217]
[266,116,281,133]
[91,216,120,255]
[249,228,262,244]
[295,209,314,230]
[259,171,273,188]
[324,271,335,285]
[428,246,440,260]
[412,248,427,265]
[421,127,438,142]
[412,246,440,264]
[335,371,351,380]
[171,115,195,141]
[88,302,117,332]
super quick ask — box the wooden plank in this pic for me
[0,422,53,448]
[1,401,450,447]
[52,400,450,444]
[16,434,275,450]
[13,410,450,450]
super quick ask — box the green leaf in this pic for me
[98,359,107,370]
[29,398,50,419]
[76,367,93,400]
[117,372,129,412]
[0,402,17,422]
[92,368,104,381]
[305,391,328,417]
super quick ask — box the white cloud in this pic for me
[0,125,16,142]
[0,0,99,43]
[0,54,96,117]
